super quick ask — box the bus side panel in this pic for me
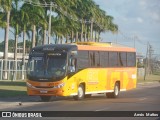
[67,68,108,95]
[86,68,107,93]
[66,69,88,96]
[66,67,136,96]
[125,68,137,90]
[119,68,137,90]
[106,67,137,91]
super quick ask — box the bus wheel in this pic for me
[73,84,85,100]
[40,96,52,102]
[106,83,119,98]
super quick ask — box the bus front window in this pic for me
[27,53,67,81]
[46,56,66,78]
[27,57,44,77]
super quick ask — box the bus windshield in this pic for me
[27,52,67,81]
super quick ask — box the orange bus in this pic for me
[26,42,137,101]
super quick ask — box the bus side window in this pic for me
[127,52,136,67]
[109,52,118,67]
[119,52,127,67]
[69,58,76,73]
[77,50,89,69]
[89,51,95,67]
[100,51,108,67]
[95,51,100,67]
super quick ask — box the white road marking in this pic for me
[139,98,147,101]
[95,107,110,111]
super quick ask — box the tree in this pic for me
[0,0,12,79]
[23,0,118,44]
[0,39,14,52]
[20,1,46,47]
[18,5,30,68]
[10,0,23,80]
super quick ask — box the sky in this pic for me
[94,0,160,56]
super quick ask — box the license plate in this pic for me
[40,83,47,86]
[40,90,48,94]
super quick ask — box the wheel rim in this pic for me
[115,85,119,96]
[78,87,83,98]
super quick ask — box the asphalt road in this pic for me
[0,82,160,120]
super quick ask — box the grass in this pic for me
[137,74,160,83]
[0,80,27,98]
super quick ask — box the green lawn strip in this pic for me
[137,74,160,83]
[0,80,27,98]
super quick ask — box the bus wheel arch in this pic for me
[106,81,120,98]
[73,83,85,100]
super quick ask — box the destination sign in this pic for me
[48,53,62,56]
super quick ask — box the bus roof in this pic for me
[31,42,136,53]
[31,44,77,52]
[75,42,136,52]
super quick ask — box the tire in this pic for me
[106,83,119,98]
[40,96,52,102]
[73,84,85,100]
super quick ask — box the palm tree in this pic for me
[68,0,99,42]
[21,1,45,48]
[0,13,6,28]
[18,6,30,69]
[39,0,72,44]
[0,0,12,79]
[10,0,22,80]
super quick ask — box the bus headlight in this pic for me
[26,82,36,89]
[57,83,65,88]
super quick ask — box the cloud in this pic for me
[137,17,143,23]
[150,11,160,22]
[93,0,160,55]
[139,0,147,8]
[138,0,160,23]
